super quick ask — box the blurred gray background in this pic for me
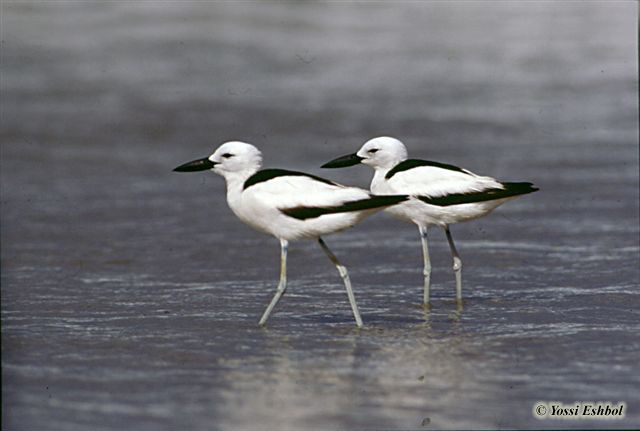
[1,2,638,430]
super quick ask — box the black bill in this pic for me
[173,158,217,172]
[320,153,363,168]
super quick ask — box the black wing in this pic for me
[281,195,408,220]
[244,169,337,190]
[418,182,538,206]
[385,159,470,180]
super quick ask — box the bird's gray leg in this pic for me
[419,225,432,305]
[258,238,288,326]
[317,237,363,328]
[444,226,463,303]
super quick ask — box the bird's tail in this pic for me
[502,182,539,197]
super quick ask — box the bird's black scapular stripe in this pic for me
[385,159,469,179]
[280,195,408,220]
[418,182,538,206]
[243,169,337,190]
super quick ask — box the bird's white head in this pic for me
[356,136,408,170]
[174,141,263,180]
[209,141,263,175]
[321,136,408,171]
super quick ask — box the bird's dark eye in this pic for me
[368,148,379,154]
[222,153,234,159]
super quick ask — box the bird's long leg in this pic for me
[444,226,463,303]
[317,237,363,328]
[418,225,432,305]
[258,239,288,326]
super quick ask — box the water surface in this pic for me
[2,2,639,430]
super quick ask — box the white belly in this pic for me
[228,192,378,241]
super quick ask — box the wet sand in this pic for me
[1,2,638,430]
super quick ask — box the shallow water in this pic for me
[2,2,639,430]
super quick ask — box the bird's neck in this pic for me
[222,168,259,197]
[371,168,389,192]
[374,157,405,175]
[370,158,404,191]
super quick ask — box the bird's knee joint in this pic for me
[452,258,462,271]
[337,265,349,278]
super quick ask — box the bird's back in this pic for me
[230,169,406,240]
